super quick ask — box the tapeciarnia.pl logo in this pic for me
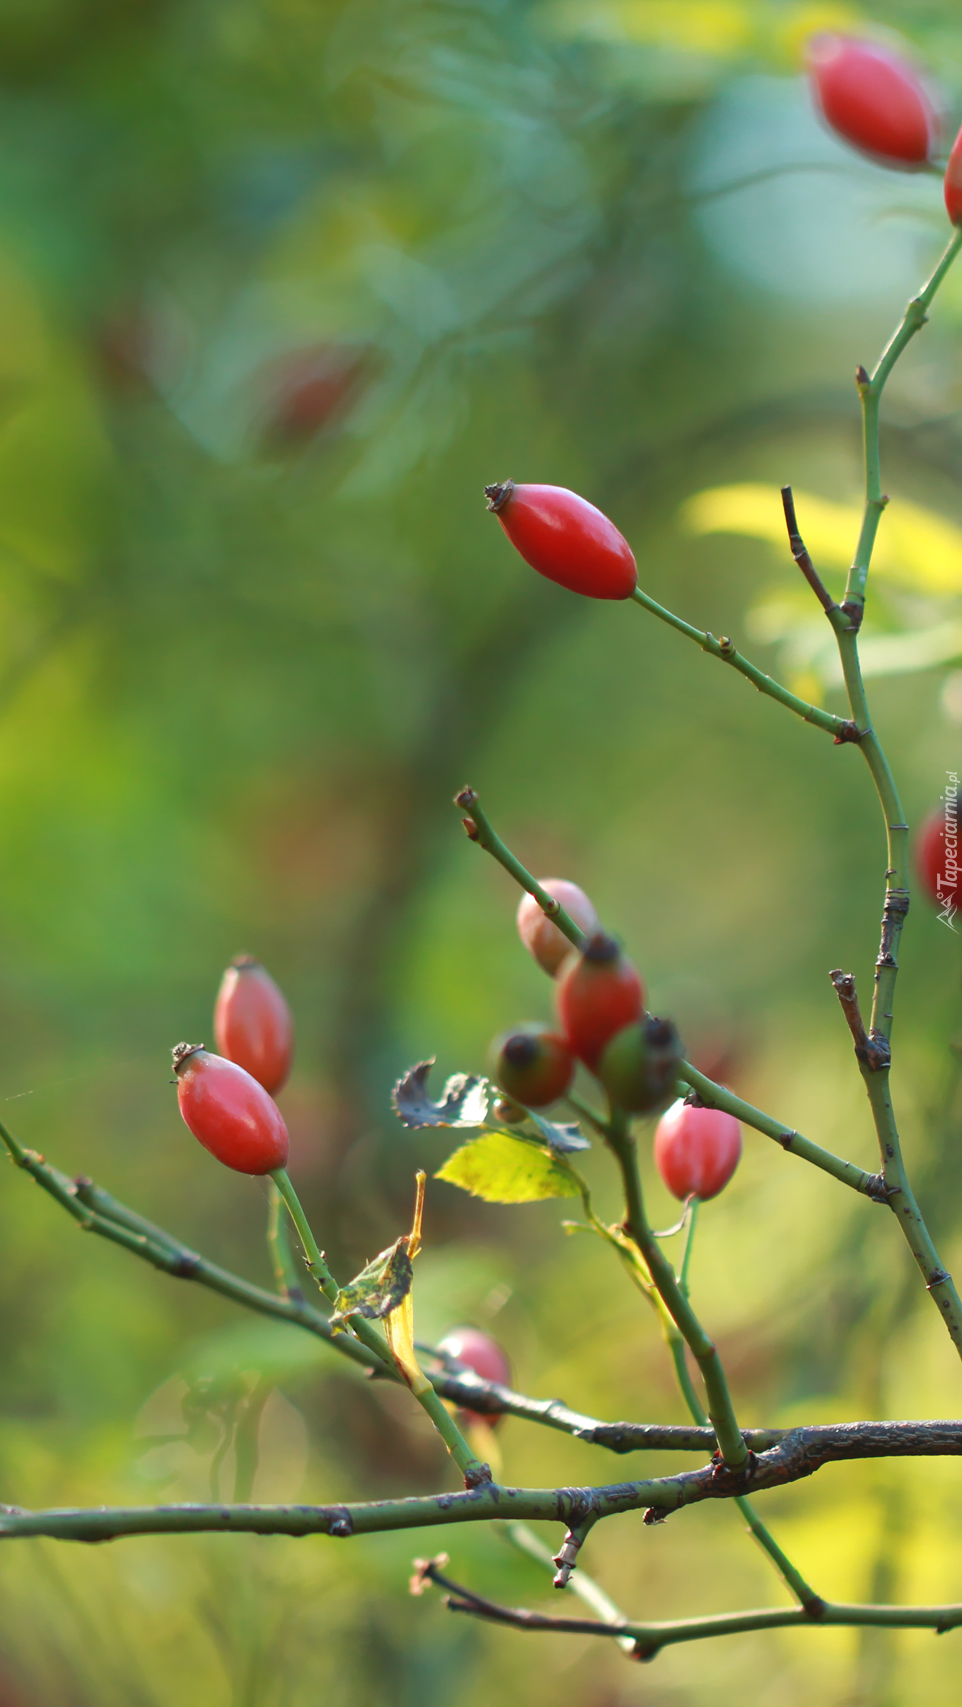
[937,771,959,933]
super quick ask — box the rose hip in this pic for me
[598,1017,682,1114]
[173,1044,290,1175]
[214,956,294,1095]
[490,1025,575,1108]
[653,1100,741,1202]
[437,1326,511,1429]
[946,129,962,227]
[484,481,637,600]
[555,933,645,1070]
[517,880,600,976]
[915,795,960,910]
[806,35,936,168]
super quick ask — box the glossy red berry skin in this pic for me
[173,1044,290,1175]
[214,956,294,1096]
[555,933,645,1071]
[654,1100,741,1202]
[945,128,962,226]
[490,1025,575,1108]
[437,1326,511,1428]
[915,798,960,910]
[485,482,637,600]
[806,35,935,168]
[517,880,600,976]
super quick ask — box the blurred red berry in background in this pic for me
[214,955,294,1096]
[806,34,936,167]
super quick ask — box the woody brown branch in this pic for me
[6,1421,962,1546]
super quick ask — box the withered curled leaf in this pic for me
[392,1059,490,1130]
[330,1238,413,1328]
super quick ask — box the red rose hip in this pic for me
[915,795,960,910]
[654,1100,741,1202]
[437,1326,511,1428]
[806,35,936,168]
[490,1025,575,1108]
[214,955,294,1095]
[485,482,637,600]
[516,880,600,976]
[173,1043,290,1174]
[945,128,962,226]
[555,933,645,1070]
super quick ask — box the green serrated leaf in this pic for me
[330,1237,413,1328]
[435,1131,579,1204]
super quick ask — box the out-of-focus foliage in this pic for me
[1,0,962,1703]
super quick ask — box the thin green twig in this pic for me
[604,1104,748,1469]
[265,1179,304,1300]
[496,1521,638,1656]
[427,1553,962,1659]
[816,230,962,1364]
[679,1197,699,1296]
[629,587,855,739]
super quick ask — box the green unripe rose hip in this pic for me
[598,1017,683,1113]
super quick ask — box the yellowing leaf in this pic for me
[682,484,962,595]
[435,1132,579,1204]
[385,1290,429,1393]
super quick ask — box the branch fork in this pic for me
[830,970,891,1071]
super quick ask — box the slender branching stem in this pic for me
[675,1063,887,1199]
[605,1105,748,1469]
[629,587,856,739]
[654,1217,822,1611]
[266,1179,303,1300]
[679,1197,699,1296]
[816,231,962,1364]
[862,1068,962,1354]
[454,788,589,947]
[270,1168,483,1476]
[269,1168,399,1373]
[269,1168,339,1300]
[496,1521,638,1655]
[844,227,962,615]
[424,1555,962,1659]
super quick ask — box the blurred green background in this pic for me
[0,0,961,1701]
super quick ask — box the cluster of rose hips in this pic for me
[490,880,742,1205]
[170,957,513,1423]
[173,956,294,1175]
